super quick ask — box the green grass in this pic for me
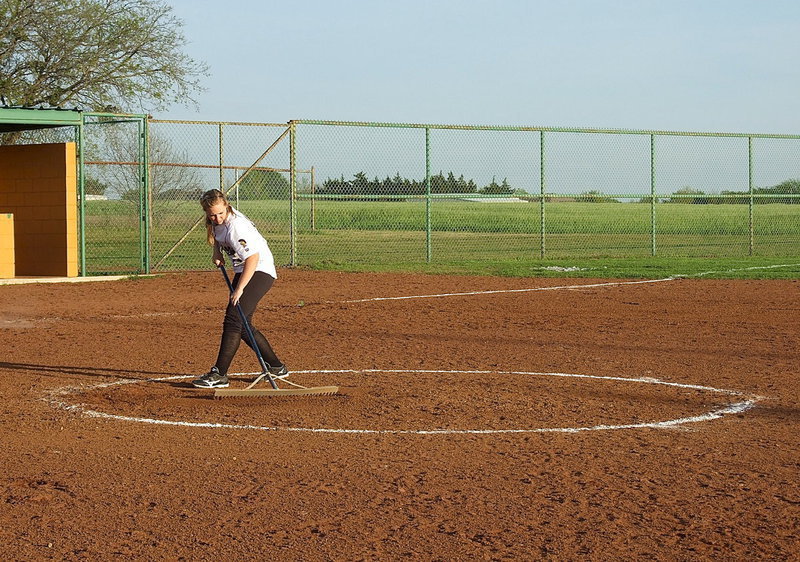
[80,199,800,279]
[300,257,800,280]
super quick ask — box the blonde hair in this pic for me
[200,189,234,246]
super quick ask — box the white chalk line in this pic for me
[42,369,763,436]
[340,263,800,303]
[692,262,800,278]
[341,278,674,303]
[41,264,785,432]
[99,263,800,317]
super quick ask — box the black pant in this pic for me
[214,271,282,375]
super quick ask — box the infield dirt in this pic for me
[1,270,798,559]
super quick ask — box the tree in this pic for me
[430,171,447,193]
[237,170,290,200]
[87,124,203,205]
[577,190,618,203]
[757,178,800,204]
[481,176,513,195]
[0,0,207,124]
[667,186,708,204]
[83,174,108,196]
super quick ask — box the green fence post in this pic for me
[138,117,145,272]
[218,123,225,190]
[425,127,431,263]
[142,116,151,273]
[748,136,754,255]
[77,119,86,276]
[651,134,657,256]
[540,130,546,258]
[289,120,297,266]
[310,165,316,231]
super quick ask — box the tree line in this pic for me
[628,180,800,204]
[320,171,515,197]
[657,180,800,204]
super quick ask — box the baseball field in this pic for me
[1,268,798,559]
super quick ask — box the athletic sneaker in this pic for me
[192,367,229,388]
[268,364,289,378]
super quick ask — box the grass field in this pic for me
[81,199,800,278]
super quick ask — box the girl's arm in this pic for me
[212,242,224,266]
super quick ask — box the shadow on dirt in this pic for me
[746,402,800,422]
[0,361,189,385]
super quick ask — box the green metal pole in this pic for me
[218,124,225,190]
[77,120,86,276]
[142,117,151,273]
[289,121,297,266]
[310,166,316,231]
[748,136,754,255]
[651,134,657,256]
[540,131,545,258]
[138,117,146,272]
[425,128,432,263]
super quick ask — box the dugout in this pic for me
[0,106,149,279]
[0,106,83,278]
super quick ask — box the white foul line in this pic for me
[42,369,763,436]
[341,278,677,303]
[339,263,800,304]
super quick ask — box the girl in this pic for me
[192,189,287,388]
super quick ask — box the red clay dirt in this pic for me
[1,270,798,560]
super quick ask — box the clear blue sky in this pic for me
[162,0,800,134]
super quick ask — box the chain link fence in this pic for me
[147,120,296,272]
[81,113,148,274]
[293,121,799,265]
[80,118,800,274]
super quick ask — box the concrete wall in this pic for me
[0,143,78,277]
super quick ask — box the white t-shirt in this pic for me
[213,208,277,278]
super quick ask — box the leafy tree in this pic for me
[87,125,203,205]
[351,172,369,194]
[237,170,290,199]
[84,174,108,196]
[481,176,513,194]
[320,171,512,198]
[1,0,207,142]
[457,174,473,193]
[430,171,447,193]
[577,190,619,203]
[771,178,800,194]
[667,186,707,204]
[756,178,800,204]
[445,171,457,192]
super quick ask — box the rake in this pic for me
[213,266,338,398]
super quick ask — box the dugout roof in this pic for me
[0,105,83,133]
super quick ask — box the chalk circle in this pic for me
[43,369,762,435]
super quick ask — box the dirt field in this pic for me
[1,270,798,560]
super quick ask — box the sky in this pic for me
[160,0,800,134]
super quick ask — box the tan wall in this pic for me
[0,143,78,277]
[0,213,14,278]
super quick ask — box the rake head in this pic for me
[213,370,339,398]
[214,385,339,398]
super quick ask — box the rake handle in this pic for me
[218,265,278,390]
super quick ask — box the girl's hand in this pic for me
[231,287,244,306]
